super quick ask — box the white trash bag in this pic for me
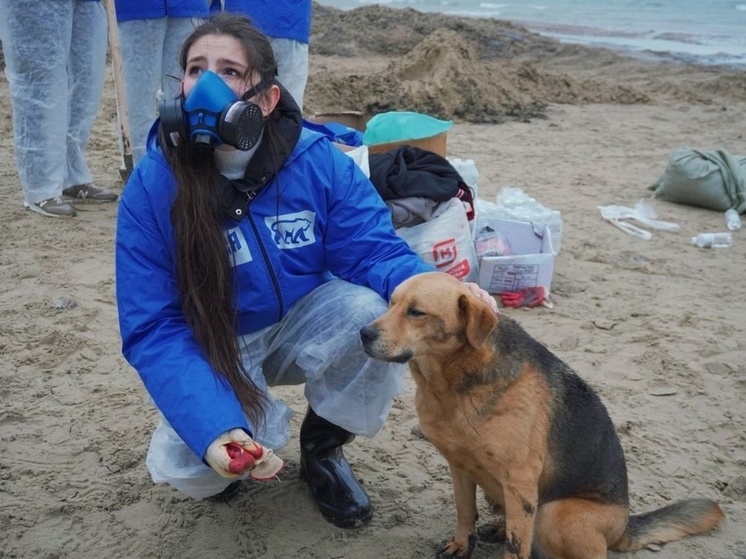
[396,197,479,283]
[598,199,679,240]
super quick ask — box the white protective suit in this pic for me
[0,0,107,205]
[117,18,197,164]
[144,280,403,499]
[267,36,309,112]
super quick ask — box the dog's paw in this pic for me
[436,533,477,559]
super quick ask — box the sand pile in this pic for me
[310,3,563,59]
[308,3,746,116]
[306,28,649,122]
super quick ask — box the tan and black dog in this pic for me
[360,272,724,559]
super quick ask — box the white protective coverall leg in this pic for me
[145,280,406,499]
[269,37,309,112]
[0,0,107,206]
[117,17,197,165]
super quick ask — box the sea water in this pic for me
[314,0,746,68]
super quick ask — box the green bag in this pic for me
[650,148,746,213]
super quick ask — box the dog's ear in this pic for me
[459,294,498,348]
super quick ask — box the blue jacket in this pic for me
[222,0,311,43]
[116,122,431,462]
[115,0,211,21]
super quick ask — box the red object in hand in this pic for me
[500,287,546,308]
[225,441,264,475]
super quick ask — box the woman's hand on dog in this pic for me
[464,282,499,315]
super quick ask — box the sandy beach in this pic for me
[1,5,744,558]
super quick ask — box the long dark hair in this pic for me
[163,13,282,429]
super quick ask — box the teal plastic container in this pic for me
[363,111,453,146]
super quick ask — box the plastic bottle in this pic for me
[725,209,742,231]
[691,232,733,248]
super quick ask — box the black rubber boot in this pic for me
[299,407,373,528]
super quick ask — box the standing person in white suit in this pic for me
[0,0,118,218]
[221,0,312,111]
[114,0,213,166]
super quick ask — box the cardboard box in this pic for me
[366,132,448,157]
[307,111,448,157]
[476,219,555,294]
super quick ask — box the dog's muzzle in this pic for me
[359,325,412,363]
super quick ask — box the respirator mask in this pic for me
[159,70,266,151]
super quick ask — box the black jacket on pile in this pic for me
[368,146,469,202]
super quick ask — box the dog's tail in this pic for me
[611,499,724,552]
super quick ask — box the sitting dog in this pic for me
[360,272,724,559]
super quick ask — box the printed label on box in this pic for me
[487,263,542,292]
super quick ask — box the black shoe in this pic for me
[300,407,373,528]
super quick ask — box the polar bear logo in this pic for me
[265,211,316,249]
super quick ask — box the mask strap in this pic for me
[241,81,267,101]
[241,77,277,101]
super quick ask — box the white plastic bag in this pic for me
[598,199,679,240]
[343,144,370,177]
[395,198,479,282]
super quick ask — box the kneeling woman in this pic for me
[115,13,468,528]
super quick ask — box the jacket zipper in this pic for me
[245,191,284,321]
